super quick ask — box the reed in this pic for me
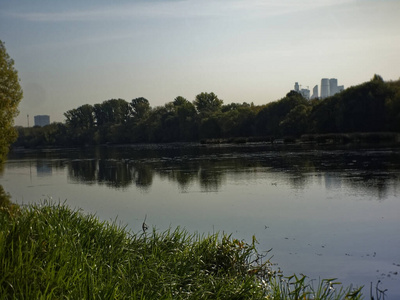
[0,201,364,299]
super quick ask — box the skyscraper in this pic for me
[321,78,330,99]
[294,82,299,92]
[329,78,338,96]
[311,85,318,99]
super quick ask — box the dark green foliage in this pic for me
[94,99,131,126]
[13,123,70,148]
[255,91,308,137]
[130,97,150,121]
[0,40,23,163]
[310,75,396,134]
[193,92,223,116]
[220,103,256,138]
[13,75,400,147]
[64,104,95,130]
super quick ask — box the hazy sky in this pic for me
[1,0,399,126]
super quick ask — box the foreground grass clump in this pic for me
[0,202,364,299]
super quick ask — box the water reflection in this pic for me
[36,161,52,177]
[3,144,400,297]
[7,145,400,200]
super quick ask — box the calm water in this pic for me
[1,143,400,298]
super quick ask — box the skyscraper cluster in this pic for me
[293,78,344,100]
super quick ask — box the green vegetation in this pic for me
[13,75,400,148]
[0,201,364,299]
[0,40,23,162]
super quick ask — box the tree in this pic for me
[64,104,95,129]
[172,96,198,141]
[255,91,307,137]
[0,40,23,164]
[130,97,150,121]
[280,104,311,137]
[93,99,130,126]
[193,92,223,116]
[220,104,256,137]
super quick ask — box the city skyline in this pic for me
[293,77,344,100]
[1,0,399,126]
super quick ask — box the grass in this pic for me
[0,201,365,299]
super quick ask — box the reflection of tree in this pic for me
[173,170,198,191]
[33,145,399,200]
[97,160,132,189]
[199,168,226,192]
[36,161,52,177]
[157,162,199,191]
[343,173,392,201]
[286,173,311,190]
[132,164,153,190]
[67,159,154,190]
[68,159,97,185]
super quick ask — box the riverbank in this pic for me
[0,201,365,299]
[200,132,400,146]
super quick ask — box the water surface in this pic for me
[1,143,399,297]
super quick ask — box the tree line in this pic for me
[13,74,400,148]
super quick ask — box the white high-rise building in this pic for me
[321,78,330,99]
[34,115,50,127]
[292,79,343,100]
[311,85,318,99]
[329,78,338,96]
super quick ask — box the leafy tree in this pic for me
[0,40,23,164]
[220,104,256,137]
[386,79,400,131]
[309,97,338,133]
[193,92,223,116]
[173,96,190,107]
[64,104,95,129]
[13,123,68,148]
[172,96,198,141]
[221,102,250,113]
[199,114,222,139]
[94,99,130,126]
[280,104,311,137]
[255,91,307,137]
[130,97,150,121]
[145,106,169,142]
[310,75,391,134]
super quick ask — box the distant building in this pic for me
[34,115,50,127]
[329,78,338,96]
[293,82,310,99]
[292,78,344,100]
[300,88,310,100]
[321,78,330,99]
[311,85,318,99]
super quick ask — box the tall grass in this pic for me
[0,201,364,299]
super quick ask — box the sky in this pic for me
[1,0,399,126]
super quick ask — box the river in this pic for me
[1,143,399,298]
